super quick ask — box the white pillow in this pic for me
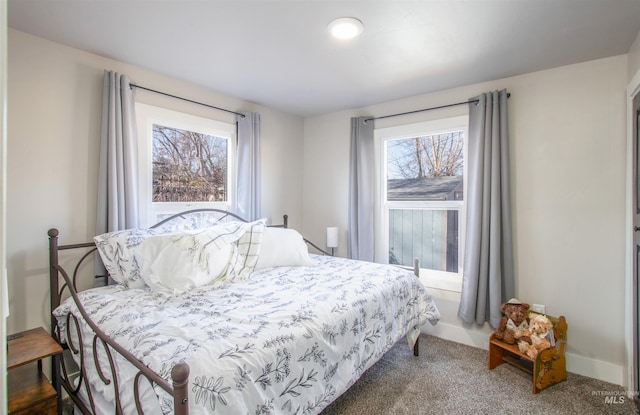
[135,219,266,292]
[255,227,313,269]
[134,232,235,293]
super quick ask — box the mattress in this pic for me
[54,254,440,415]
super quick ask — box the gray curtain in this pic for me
[96,71,139,284]
[458,89,514,328]
[236,112,261,221]
[96,70,139,234]
[348,116,375,261]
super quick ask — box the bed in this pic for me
[48,209,440,414]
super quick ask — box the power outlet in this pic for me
[531,304,546,314]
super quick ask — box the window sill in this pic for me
[419,270,462,293]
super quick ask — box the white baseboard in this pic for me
[564,352,624,386]
[421,320,492,350]
[421,322,625,386]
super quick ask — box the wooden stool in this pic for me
[488,314,567,393]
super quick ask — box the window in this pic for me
[136,103,236,226]
[375,116,467,291]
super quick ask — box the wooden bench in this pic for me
[488,314,567,393]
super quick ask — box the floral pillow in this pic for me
[94,228,167,289]
[94,219,266,290]
[135,226,237,293]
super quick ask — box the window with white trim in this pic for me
[136,103,236,226]
[375,116,467,292]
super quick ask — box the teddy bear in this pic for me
[494,298,531,345]
[518,313,555,359]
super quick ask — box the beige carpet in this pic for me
[321,334,638,415]
[62,334,638,414]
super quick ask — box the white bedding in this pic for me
[54,254,440,415]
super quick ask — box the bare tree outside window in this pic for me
[152,124,228,203]
[387,132,463,181]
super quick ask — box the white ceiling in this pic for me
[8,0,640,117]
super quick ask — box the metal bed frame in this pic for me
[48,209,419,414]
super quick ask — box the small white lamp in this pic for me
[326,227,339,256]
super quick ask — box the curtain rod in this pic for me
[130,84,245,118]
[363,92,510,124]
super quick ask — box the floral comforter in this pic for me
[54,255,440,415]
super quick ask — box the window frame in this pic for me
[374,115,468,292]
[135,103,237,227]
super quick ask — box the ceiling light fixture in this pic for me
[327,17,363,40]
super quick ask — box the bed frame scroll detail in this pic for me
[48,228,190,415]
[48,209,292,414]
